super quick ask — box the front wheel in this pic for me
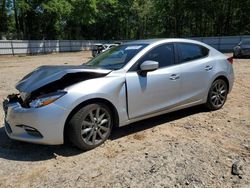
[68,103,113,150]
[205,79,228,110]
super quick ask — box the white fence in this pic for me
[0,40,111,55]
[0,36,250,55]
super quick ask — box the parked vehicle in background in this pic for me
[92,43,119,57]
[3,39,234,150]
[91,43,104,57]
[103,44,118,52]
[233,39,250,58]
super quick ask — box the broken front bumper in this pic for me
[2,95,69,145]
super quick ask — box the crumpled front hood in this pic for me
[16,65,111,93]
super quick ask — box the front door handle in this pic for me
[169,74,180,80]
[205,65,213,71]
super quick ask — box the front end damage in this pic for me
[15,66,111,108]
[3,94,69,145]
[3,65,111,145]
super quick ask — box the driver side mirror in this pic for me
[140,60,159,72]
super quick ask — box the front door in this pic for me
[125,43,182,119]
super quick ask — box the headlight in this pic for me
[20,92,30,101]
[29,91,66,108]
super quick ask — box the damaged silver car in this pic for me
[3,39,234,150]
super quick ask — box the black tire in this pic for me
[233,52,237,58]
[233,52,241,59]
[205,79,228,110]
[68,103,113,150]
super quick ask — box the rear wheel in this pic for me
[233,48,241,58]
[233,52,240,58]
[205,79,228,110]
[68,103,113,150]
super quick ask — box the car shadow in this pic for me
[110,105,209,140]
[0,105,209,162]
[0,126,83,161]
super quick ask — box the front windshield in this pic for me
[85,44,148,70]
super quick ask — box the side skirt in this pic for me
[119,99,204,127]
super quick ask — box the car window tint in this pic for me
[86,44,148,70]
[177,43,209,63]
[139,43,175,68]
[241,40,250,45]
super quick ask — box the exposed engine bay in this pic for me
[11,65,111,108]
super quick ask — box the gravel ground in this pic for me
[0,52,249,188]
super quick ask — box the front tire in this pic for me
[233,52,240,58]
[68,103,113,150]
[205,79,228,110]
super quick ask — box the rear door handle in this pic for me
[169,74,180,80]
[205,65,213,71]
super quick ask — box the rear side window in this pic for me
[138,43,175,68]
[177,43,209,63]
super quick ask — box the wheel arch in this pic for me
[213,75,229,90]
[205,75,230,103]
[63,98,119,143]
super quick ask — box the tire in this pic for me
[68,103,113,150]
[233,52,241,59]
[92,51,97,57]
[205,79,228,110]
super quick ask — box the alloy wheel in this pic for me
[210,80,227,108]
[81,107,111,145]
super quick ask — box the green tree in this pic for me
[0,0,7,39]
[1,0,250,40]
[41,0,72,39]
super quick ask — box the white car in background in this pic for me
[92,43,119,57]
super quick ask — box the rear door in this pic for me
[125,43,182,119]
[176,42,212,104]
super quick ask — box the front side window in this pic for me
[137,43,175,69]
[177,43,209,63]
[85,44,148,70]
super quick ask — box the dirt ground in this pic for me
[0,52,249,188]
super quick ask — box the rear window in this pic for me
[177,43,209,63]
[240,40,250,45]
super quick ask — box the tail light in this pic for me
[227,57,233,64]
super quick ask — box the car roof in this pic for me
[104,44,116,46]
[124,38,205,46]
[124,39,162,45]
[93,43,103,46]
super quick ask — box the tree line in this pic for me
[0,0,250,40]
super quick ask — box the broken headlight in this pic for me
[29,91,66,108]
[20,92,30,101]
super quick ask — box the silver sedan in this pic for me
[3,39,234,150]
